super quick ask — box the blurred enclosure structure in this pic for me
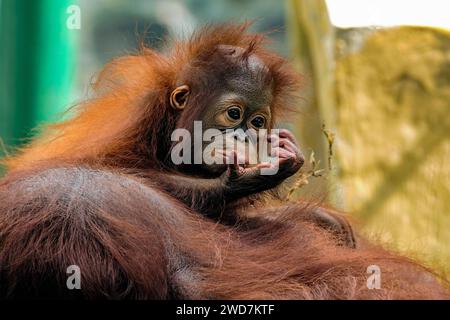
[288,0,450,278]
[0,0,449,277]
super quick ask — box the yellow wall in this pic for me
[287,0,450,279]
[335,27,450,277]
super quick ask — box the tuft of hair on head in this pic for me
[2,23,303,172]
[167,22,304,122]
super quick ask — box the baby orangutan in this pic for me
[1,24,447,299]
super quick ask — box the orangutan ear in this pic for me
[170,85,190,110]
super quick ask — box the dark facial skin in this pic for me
[171,47,305,195]
[201,46,273,133]
[166,46,355,247]
[199,47,274,175]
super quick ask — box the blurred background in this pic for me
[1,0,449,278]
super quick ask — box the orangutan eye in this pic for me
[250,115,266,129]
[227,106,242,121]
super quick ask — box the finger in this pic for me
[278,129,299,145]
[270,143,296,158]
[270,146,296,160]
[277,148,295,159]
[227,151,248,177]
[255,162,272,169]
[244,165,262,176]
[279,138,299,154]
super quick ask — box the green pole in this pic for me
[33,0,79,124]
[0,0,78,164]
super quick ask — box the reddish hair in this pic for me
[1,23,448,300]
[3,23,301,172]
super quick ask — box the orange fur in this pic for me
[0,24,448,299]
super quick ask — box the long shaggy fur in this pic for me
[0,24,449,299]
[3,24,300,172]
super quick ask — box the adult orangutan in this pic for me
[0,24,448,299]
